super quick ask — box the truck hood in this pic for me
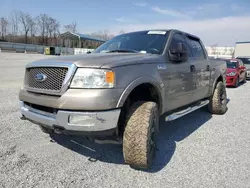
[29,53,164,68]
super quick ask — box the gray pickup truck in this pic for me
[19,29,227,170]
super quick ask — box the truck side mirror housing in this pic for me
[168,42,188,62]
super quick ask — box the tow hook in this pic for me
[53,125,65,134]
[20,115,26,120]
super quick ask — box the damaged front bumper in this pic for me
[19,101,121,136]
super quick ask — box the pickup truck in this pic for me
[19,29,228,170]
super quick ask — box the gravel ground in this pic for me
[1,52,250,188]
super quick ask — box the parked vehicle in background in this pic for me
[235,56,250,79]
[226,59,247,87]
[19,29,228,170]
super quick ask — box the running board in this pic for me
[165,100,209,122]
[94,138,123,145]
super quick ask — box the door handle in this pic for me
[190,65,196,72]
[206,65,210,71]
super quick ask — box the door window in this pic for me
[186,36,206,59]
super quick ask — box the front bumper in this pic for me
[247,71,250,78]
[20,101,121,136]
[226,76,237,86]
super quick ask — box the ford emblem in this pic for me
[35,73,47,82]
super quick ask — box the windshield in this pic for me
[93,30,169,55]
[236,57,250,64]
[226,61,238,68]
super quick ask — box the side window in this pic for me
[239,60,244,66]
[169,33,192,57]
[186,37,206,59]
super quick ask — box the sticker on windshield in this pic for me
[147,31,166,35]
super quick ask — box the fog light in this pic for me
[69,115,96,126]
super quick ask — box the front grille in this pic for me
[25,67,68,92]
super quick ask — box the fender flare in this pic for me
[116,76,165,114]
[210,73,225,95]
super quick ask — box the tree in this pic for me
[119,29,125,34]
[47,17,60,45]
[29,17,37,44]
[0,17,8,40]
[9,10,19,42]
[36,14,49,45]
[64,21,77,33]
[210,44,218,55]
[91,29,114,40]
[18,11,33,43]
[229,48,235,57]
[223,46,228,55]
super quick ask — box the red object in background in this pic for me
[226,59,247,87]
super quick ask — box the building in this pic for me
[233,41,250,58]
[205,46,235,59]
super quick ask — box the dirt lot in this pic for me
[1,52,250,188]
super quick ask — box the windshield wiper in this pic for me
[106,49,139,53]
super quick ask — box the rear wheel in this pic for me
[123,101,159,170]
[208,81,227,114]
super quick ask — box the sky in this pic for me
[0,0,250,46]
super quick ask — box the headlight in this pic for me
[227,72,237,76]
[70,68,115,88]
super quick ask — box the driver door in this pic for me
[163,32,198,111]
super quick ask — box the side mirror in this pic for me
[168,42,188,62]
[86,51,91,54]
[239,66,245,69]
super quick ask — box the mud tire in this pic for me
[123,101,159,170]
[208,81,227,114]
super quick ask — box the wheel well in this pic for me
[217,75,223,83]
[117,83,161,136]
[211,75,224,95]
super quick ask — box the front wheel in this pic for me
[242,73,247,83]
[208,81,227,115]
[234,77,239,87]
[123,101,159,170]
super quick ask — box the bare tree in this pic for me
[91,29,114,40]
[64,21,77,33]
[223,46,228,55]
[210,44,218,55]
[18,11,33,43]
[47,17,60,45]
[0,17,8,40]
[36,14,49,45]
[9,10,19,42]
[119,29,125,34]
[29,17,37,44]
[229,48,235,57]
